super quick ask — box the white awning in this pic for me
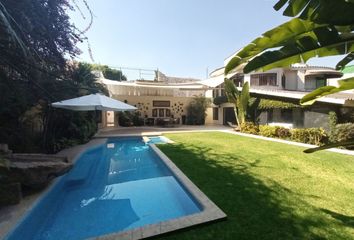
[52,93,137,111]
[198,75,225,88]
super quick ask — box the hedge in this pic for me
[330,123,354,149]
[240,123,326,145]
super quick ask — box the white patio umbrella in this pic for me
[51,93,137,111]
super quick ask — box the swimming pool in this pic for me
[6,137,203,240]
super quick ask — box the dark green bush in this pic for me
[276,127,291,139]
[102,67,127,81]
[241,122,259,135]
[53,138,81,153]
[213,96,228,105]
[290,128,327,145]
[118,112,144,127]
[49,110,98,153]
[330,123,354,149]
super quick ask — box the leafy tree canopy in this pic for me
[91,64,127,81]
[0,0,106,152]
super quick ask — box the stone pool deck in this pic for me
[95,125,230,138]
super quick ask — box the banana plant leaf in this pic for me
[336,52,354,70]
[224,19,353,75]
[300,77,354,105]
[242,27,354,73]
[224,78,239,103]
[238,82,250,124]
[224,78,240,126]
[304,140,354,153]
[225,1,354,75]
[274,0,354,26]
[224,18,324,74]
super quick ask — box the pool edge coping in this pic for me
[93,143,227,240]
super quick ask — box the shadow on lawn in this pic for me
[154,143,348,240]
[321,209,354,228]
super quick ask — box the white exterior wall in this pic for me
[244,74,251,86]
[205,89,213,98]
[284,70,298,90]
[297,70,306,91]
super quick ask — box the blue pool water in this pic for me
[7,138,202,240]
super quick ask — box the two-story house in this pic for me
[204,64,354,130]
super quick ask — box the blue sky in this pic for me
[70,0,343,79]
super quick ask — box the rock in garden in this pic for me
[0,154,73,189]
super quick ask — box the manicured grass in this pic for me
[156,132,354,240]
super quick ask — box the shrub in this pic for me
[330,123,354,149]
[186,96,211,125]
[258,125,291,139]
[213,96,228,105]
[118,112,143,127]
[276,127,291,139]
[241,122,259,135]
[259,125,278,138]
[53,138,81,153]
[290,128,327,145]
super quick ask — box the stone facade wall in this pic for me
[112,95,194,122]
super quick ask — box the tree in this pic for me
[91,64,127,81]
[186,96,211,125]
[0,1,101,153]
[224,81,250,129]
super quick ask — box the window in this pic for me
[221,89,225,97]
[166,109,171,117]
[212,89,218,98]
[231,74,244,87]
[152,109,157,117]
[153,100,170,107]
[213,108,219,120]
[305,79,316,90]
[316,78,326,88]
[281,109,293,123]
[305,78,327,91]
[159,109,164,117]
[250,73,277,86]
[267,109,273,122]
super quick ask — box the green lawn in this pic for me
[155,132,354,240]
